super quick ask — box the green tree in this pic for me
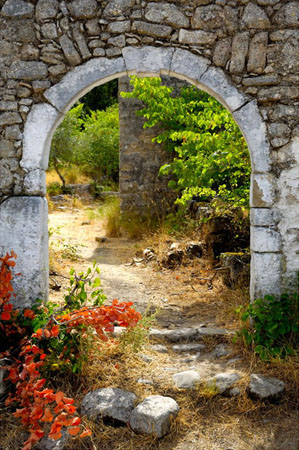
[121,77,250,208]
[49,103,83,190]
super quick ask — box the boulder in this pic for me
[130,395,179,437]
[206,372,240,394]
[81,388,137,424]
[247,374,285,401]
[173,370,201,389]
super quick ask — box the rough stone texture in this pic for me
[0,0,298,305]
[172,343,205,353]
[145,3,189,28]
[173,370,201,389]
[2,0,34,18]
[206,373,240,394]
[247,32,268,74]
[241,3,270,29]
[36,431,70,450]
[81,388,137,423]
[230,32,249,73]
[0,197,48,307]
[247,374,285,401]
[129,395,179,437]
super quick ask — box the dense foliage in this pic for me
[0,252,140,449]
[49,102,119,184]
[121,77,251,208]
[237,291,299,360]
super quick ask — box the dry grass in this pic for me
[46,168,91,186]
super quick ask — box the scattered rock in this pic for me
[197,326,234,337]
[139,354,153,363]
[185,242,203,258]
[172,343,206,353]
[162,248,184,268]
[95,236,107,243]
[212,344,231,357]
[81,388,137,424]
[143,247,156,261]
[36,430,70,450]
[151,344,168,353]
[137,378,154,386]
[247,374,285,401]
[206,372,240,394]
[229,387,241,397]
[129,395,179,437]
[173,370,201,389]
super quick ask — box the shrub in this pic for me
[0,252,141,449]
[236,289,299,360]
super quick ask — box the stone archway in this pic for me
[0,47,281,305]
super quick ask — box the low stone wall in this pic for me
[0,0,298,304]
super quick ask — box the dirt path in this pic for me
[47,204,298,450]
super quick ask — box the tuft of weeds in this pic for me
[99,197,121,237]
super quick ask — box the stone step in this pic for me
[149,326,234,343]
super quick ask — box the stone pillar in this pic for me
[0,196,48,307]
[118,76,176,218]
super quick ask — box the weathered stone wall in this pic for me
[118,75,184,217]
[0,0,298,305]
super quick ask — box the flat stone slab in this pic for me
[151,344,168,353]
[81,388,137,423]
[206,372,240,394]
[150,326,232,343]
[247,374,285,401]
[149,327,200,342]
[173,370,201,389]
[129,395,179,438]
[172,343,206,353]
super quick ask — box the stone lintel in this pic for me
[123,46,174,76]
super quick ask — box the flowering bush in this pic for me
[0,251,141,449]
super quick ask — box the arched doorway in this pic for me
[1,47,280,305]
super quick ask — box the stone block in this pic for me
[41,23,58,40]
[273,2,299,27]
[69,0,97,19]
[200,66,247,112]
[192,5,224,29]
[24,169,46,196]
[1,0,34,18]
[0,197,48,307]
[242,74,279,86]
[170,48,210,83]
[241,3,270,29]
[36,0,59,21]
[5,124,22,140]
[178,29,216,45]
[59,34,81,66]
[233,101,270,173]
[230,32,249,73]
[123,46,174,76]
[145,2,189,28]
[107,20,130,33]
[251,226,281,252]
[251,173,275,207]
[73,29,92,60]
[250,208,278,227]
[8,61,48,80]
[133,21,172,38]
[130,395,179,438]
[0,139,15,157]
[44,56,127,113]
[21,103,60,170]
[250,252,281,298]
[213,38,231,67]
[0,111,22,126]
[247,32,268,74]
[108,35,126,48]
[103,0,135,17]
